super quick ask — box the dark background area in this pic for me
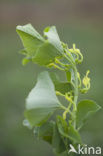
[0,0,103,156]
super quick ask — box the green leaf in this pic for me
[17,24,44,41]
[33,41,62,65]
[52,123,66,154]
[50,72,73,94]
[37,121,55,144]
[19,49,27,55]
[16,24,44,56]
[76,100,101,129]
[44,26,63,54]
[55,82,72,94]
[24,71,61,126]
[57,116,69,138]
[66,71,71,82]
[17,24,64,65]
[57,116,81,144]
[68,122,81,144]
[22,57,32,65]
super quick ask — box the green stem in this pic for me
[74,67,78,107]
[73,66,78,128]
[64,53,78,128]
[61,52,79,128]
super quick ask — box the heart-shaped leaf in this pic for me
[68,123,82,144]
[50,72,73,94]
[36,121,55,144]
[76,100,101,129]
[56,116,69,138]
[16,24,64,66]
[52,123,66,154]
[57,116,81,144]
[33,41,61,65]
[44,26,63,54]
[25,71,61,126]
[16,24,44,56]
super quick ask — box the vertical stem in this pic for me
[64,53,78,128]
[74,67,78,105]
[73,66,78,128]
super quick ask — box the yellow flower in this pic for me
[81,70,90,93]
[69,44,83,63]
[83,70,90,88]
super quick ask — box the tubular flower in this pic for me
[81,70,90,93]
[69,44,83,64]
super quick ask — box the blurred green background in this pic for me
[0,0,103,156]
